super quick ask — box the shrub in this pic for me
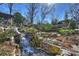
[0,29,15,43]
[41,23,52,31]
[27,27,38,33]
[30,33,41,48]
[58,28,75,35]
[69,21,76,29]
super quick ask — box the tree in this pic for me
[64,11,69,20]
[13,12,24,26]
[69,20,76,29]
[64,10,71,28]
[26,3,38,25]
[7,3,14,26]
[40,4,55,24]
[40,4,47,23]
[50,4,56,25]
[52,18,58,25]
[69,4,79,28]
[7,3,13,15]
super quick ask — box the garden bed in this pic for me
[0,41,15,56]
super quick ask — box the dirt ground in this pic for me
[0,41,20,56]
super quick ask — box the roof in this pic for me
[0,12,13,19]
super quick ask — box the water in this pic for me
[20,34,34,56]
[20,33,48,56]
[14,27,48,56]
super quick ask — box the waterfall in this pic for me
[14,27,21,34]
[13,27,34,55]
[13,26,47,56]
[20,34,34,56]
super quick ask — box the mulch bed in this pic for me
[0,41,15,56]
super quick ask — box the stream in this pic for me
[14,27,48,56]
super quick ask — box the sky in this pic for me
[55,3,71,20]
[0,3,71,24]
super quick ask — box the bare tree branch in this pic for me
[8,3,13,15]
[26,3,38,24]
[40,4,55,24]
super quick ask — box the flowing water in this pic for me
[14,27,48,56]
[20,33,48,56]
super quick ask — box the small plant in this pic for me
[58,28,75,35]
[40,23,52,31]
[30,33,42,48]
[27,27,38,33]
[0,29,15,43]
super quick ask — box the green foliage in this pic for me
[13,12,24,26]
[27,27,38,33]
[0,17,3,23]
[52,18,58,25]
[0,32,7,43]
[41,23,52,31]
[64,19,70,24]
[30,33,41,47]
[0,17,2,20]
[58,19,77,29]
[58,28,75,35]
[69,20,76,29]
[65,19,77,29]
[0,29,15,43]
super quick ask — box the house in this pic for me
[0,12,13,19]
[0,12,14,26]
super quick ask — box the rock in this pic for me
[39,37,43,40]
[10,36,15,46]
[41,39,61,55]
[72,45,79,52]
[0,27,5,32]
[63,42,72,48]
[47,45,61,54]
[57,34,61,37]
[61,49,71,56]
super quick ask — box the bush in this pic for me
[30,33,41,48]
[58,28,75,35]
[41,23,52,31]
[27,27,38,33]
[69,21,76,29]
[0,17,3,23]
[0,29,15,43]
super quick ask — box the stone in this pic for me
[72,45,79,52]
[61,49,71,56]
[57,34,61,37]
[10,36,15,46]
[39,37,43,40]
